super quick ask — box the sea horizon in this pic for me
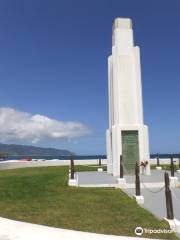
[2,153,180,161]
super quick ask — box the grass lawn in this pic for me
[0,166,179,239]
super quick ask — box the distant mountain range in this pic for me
[0,143,74,156]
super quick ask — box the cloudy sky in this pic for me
[0,108,89,144]
[0,0,180,154]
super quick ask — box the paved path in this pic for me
[77,171,117,187]
[124,186,180,220]
[77,170,179,187]
[126,170,168,183]
[0,217,161,240]
[123,170,180,220]
[77,170,180,220]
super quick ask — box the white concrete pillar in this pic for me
[106,18,150,176]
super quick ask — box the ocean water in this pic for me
[5,155,106,161]
[4,153,180,161]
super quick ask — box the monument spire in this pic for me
[106,18,150,176]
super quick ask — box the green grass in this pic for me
[0,166,179,239]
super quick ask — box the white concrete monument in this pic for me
[106,18,150,176]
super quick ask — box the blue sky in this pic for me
[0,0,180,154]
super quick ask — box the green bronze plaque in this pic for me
[121,131,139,175]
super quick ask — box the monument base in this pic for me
[134,195,144,205]
[107,125,150,176]
[68,179,78,186]
[116,178,127,189]
[98,168,103,172]
[156,166,162,170]
[169,176,178,188]
[164,218,180,233]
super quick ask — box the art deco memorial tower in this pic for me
[106,18,150,176]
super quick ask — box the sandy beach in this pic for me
[0,159,107,170]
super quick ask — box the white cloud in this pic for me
[0,108,90,144]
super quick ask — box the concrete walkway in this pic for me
[77,170,180,220]
[0,217,161,240]
[77,171,117,187]
[123,170,180,220]
[124,185,180,219]
[77,170,173,188]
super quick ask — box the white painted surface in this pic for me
[116,178,127,189]
[156,166,162,170]
[169,176,178,188]
[68,179,78,186]
[98,168,103,172]
[134,195,144,205]
[106,18,150,176]
[0,217,162,240]
[164,218,180,233]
